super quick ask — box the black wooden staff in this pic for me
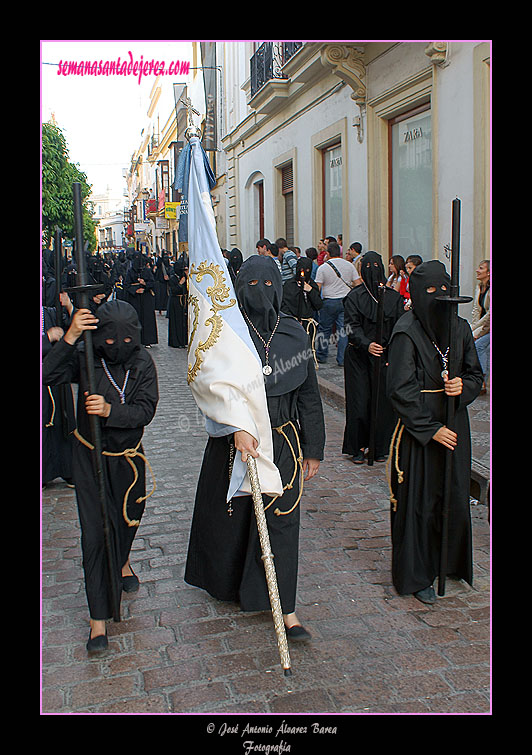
[53,226,63,319]
[368,282,385,466]
[70,182,121,622]
[53,226,69,439]
[436,198,472,596]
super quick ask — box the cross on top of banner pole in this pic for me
[181,96,202,140]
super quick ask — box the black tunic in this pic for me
[342,284,405,458]
[42,338,159,620]
[154,257,170,312]
[184,347,325,614]
[281,278,323,321]
[167,270,188,348]
[42,307,75,484]
[125,264,158,345]
[111,257,128,301]
[386,311,483,594]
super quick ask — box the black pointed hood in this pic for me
[409,260,451,350]
[296,256,313,283]
[235,255,310,396]
[360,251,386,299]
[234,254,283,335]
[93,300,141,366]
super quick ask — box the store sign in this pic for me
[403,127,424,142]
[134,222,150,233]
[144,199,157,216]
[164,202,179,220]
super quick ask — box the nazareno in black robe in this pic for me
[386,290,483,595]
[281,257,323,366]
[125,255,158,346]
[42,302,159,620]
[154,255,170,312]
[281,257,323,323]
[342,255,405,459]
[111,253,128,301]
[167,261,188,348]
[42,306,76,484]
[184,255,326,614]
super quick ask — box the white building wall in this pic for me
[366,40,483,299]
[435,42,477,299]
[235,80,369,258]
[154,40,488,306]
[222,42,252,135]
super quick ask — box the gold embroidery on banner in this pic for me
[187,294,200,359]
[187,261,236,384]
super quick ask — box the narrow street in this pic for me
[41,314,490,716]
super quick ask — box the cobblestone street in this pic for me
[41,315,491,717]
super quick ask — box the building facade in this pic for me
[123,40,490,299]
[92,187,128,250]
[217,40,491,299]
[124,42,204,255]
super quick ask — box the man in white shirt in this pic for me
[315,242,360,365]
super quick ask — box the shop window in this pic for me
[322,143,342,238]
[389,105,432,258]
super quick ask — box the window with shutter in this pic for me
[281,163,294,245]
[281,163,293,195]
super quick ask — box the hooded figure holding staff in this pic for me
[42,299,159,650]
[385,260,483,604]
[179,134,326,654]
[184,254,325,640]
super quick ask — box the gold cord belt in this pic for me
[386,419,405,512]
[45,386,55,427]
[263,420,304,517]
[73,428,156,527]
[386,388,444,511]
[300,318,318,368]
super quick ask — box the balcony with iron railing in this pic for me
[250,42,303,98]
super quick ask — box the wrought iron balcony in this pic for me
[250,42,303,98]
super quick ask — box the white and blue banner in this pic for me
[183,136,283,499]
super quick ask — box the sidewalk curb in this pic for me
[317,374,345,413]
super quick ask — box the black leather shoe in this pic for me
[86,631,108,653]
[414,586,437,604]
[351,452,365,464]
[122,572,139,593]
[285,624,312,641]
